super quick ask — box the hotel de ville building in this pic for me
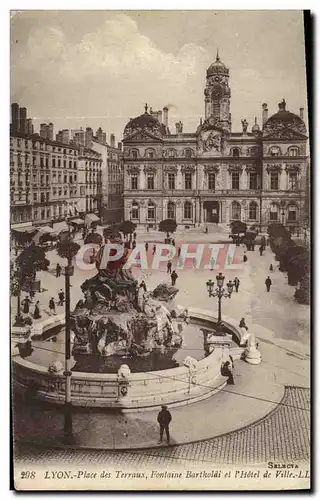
[122,53,309,231]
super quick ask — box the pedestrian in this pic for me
[265,276,272,292]
[239,317,248,331]
[222,361,235,385]
[234,277,240,292]
[167,261,172,273]
[58,289,65,306]
[205,225,208,234]
[269,264,273,272]
[49,297,56,315]
[139,280,147,293]
[157,405,172,444]
[152,244,156,255]
[147,224,149,233]
[33,301,41,319]
[133,232,137,240]
[132,240,136,249]
[243,252,248,263]
[29,289,35,302]
[56,263,61,278]
[177,247,181,258]
[145,242,149,252]
[171,270,178,286]
[172,238,175,247]
[22,296,31,314]
[259,246,263,256]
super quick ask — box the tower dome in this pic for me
[207,50,229,77]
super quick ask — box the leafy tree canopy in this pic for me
[118,220,137,236]
[56,238,80,260]
[230,220,247,235]
[84,232,103,246]
[158,219,177,234]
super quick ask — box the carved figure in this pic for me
[241,119,248,133]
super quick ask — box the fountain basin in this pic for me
[12,307,246,411]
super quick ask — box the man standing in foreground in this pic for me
[157,405,172,445]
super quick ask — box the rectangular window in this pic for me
[69,160,72,168]
[58,158,61,167]
[40,193,45,203]
[288,210,297,221]
[185,173,192,190]
[147,175,154,190]
[52,157,56,167]
[45,157,49,167]
[131,176,138,190]
[249,173,257,190]
[40,157,44,167]
[168,173,175,190]
[80,186,85,196]
[33,193,37,202]
[63,160,66,168]
[231,172,240,190]
[270,172,279,190]
[289,173,298,190]
[208,173,215,191]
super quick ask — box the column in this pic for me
[240,168,248,190]
[139,165,144,190]
[177,166,183,190]
[280,165,286,190]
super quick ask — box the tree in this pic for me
[118,220,137,239]
[56,238,80,262]
[12,245,50,326]
[84,232,103,246]
[103,226,122,242]
[294,273,310,304]
[158,219,177,238]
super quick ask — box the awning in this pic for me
[70,218,84,225]
[85,213,100,225]
[37,226,56,234]
[53,221,69,233]
[11,226,38,234]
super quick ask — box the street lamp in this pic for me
[206,272,234,330]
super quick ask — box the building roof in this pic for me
[263,99,307,139]
[207,51,229,77]
[124,106,166,140]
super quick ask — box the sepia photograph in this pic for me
[10,9,311,491]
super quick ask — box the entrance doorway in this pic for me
[203,201,219,223]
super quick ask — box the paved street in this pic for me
[15,387,310,466]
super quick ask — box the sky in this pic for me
[10,10,308,142]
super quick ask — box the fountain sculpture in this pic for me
[69,243,184,358]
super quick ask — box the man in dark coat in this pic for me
[145,242,149,252]
[171,270,178,286]
[56,263,61,278]
[234,277,240,292]
[49,297,56,315]
[243,253,248,263]
[265,276,272,292]
[157,405,172,444]
[22,296,31,314]
[58,289,65,306]
[167,261,172,273]
[152,244,156,255]
[139,280,147,293]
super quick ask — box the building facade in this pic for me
[123,55,308,231]
[91,139,124,224]
[10,133,103,228]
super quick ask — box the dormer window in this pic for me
[147,151,154,158]
[131,149,138,159]
[288,147,299,157]
[269,146,281,156]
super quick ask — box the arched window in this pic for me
[270,203,279,221]
[269,146,281,156]
[147,201,156,220]
[184,201,193,220]
[249,202,258,220]
[288,147,300,157]
[168,149,176,158]
[145,149,155,158]
[231,201,241,220]
[167,201,176,220]
[131,201,139,220]
[288,204,297,222]
[185,149,193,158]
[231,148,240,157]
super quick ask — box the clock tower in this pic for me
[204,50,231,132]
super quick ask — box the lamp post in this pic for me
[63,219,74,443]
[206,273,234,331]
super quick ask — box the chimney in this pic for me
[262,103,268,126]
[157,110,162,123]
[300,107,304,120]
[163,107,168,128]
[110,133,115,148]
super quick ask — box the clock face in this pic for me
[214,76,220,82]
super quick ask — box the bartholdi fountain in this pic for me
[12,242,259,410]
